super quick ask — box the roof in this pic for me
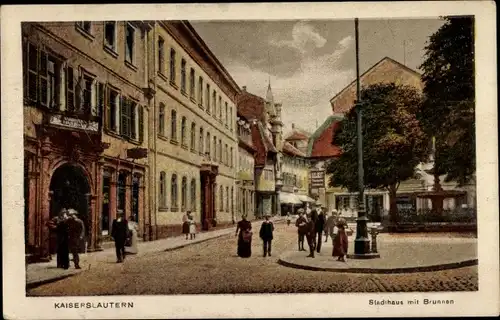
[257,121,278,154]
[329,56,422,113]
[283,141,307,158]
[307,115,343,158]
[285,131,309,141]
[237,91,267,123]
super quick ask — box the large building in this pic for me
[150,21,240,238]
[23,21,151,260]
[309,56,475,221]
[236,111,256,221]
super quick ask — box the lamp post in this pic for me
[350,18,377,258]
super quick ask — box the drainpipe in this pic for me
[151,22,158,240]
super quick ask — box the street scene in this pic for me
[22,15,478,295]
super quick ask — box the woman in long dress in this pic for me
[182,212,190,240]
[235,215,252,258]
[49,209,70,269]
[126,215,139,255]
[188,213,197,240]
[332,219,348,262]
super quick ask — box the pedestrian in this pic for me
[48,208,70,269]
[286,212,291,226]
[188,212,197,240]
[314,202,325,253]
[332,219,349,262]
[259,214,274,257]
[125,215,139,255]
[295,209,307,251]
[111,211,129,263]
[67,209,85,269]
[235,214,252,258]
[325,210,338,243]
[182,212,190,240]
[305,211,317,258]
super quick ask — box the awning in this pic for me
[297,194,316,203]
[280,192,302,205]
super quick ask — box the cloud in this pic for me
[229,36,355,133]
[270,22,327,54]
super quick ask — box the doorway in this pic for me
[49,163,91,254]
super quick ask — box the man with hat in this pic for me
[314,201,325,253]
[259,213,274,257]
[66,208,85,269]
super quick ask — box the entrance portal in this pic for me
[49,164,91,254]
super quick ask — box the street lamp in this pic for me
[349,18,379,259]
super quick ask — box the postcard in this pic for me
[1,1,498,319]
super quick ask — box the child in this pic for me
[332,219,348,262]
[286,212,291,226]
[295,209,307,251]
[259,214,274,257]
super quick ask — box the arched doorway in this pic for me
[49,163,91,254]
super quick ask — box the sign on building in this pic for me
[309,169,325,188]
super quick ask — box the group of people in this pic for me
[182,211,197,240]
[235,214,275,258]
[49,209,139,267]
[47,208,86,269]
[294,203,349,262]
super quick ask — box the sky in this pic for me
[192,19,445,134]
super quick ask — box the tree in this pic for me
[326,83,428,222]
[419,16,475,186]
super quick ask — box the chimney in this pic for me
[242,86,247,92]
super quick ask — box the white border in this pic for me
[1,2,498,319]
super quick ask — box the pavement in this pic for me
[278,233,478,273]
[26,216,283,289]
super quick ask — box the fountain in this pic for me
[416,170,466,215]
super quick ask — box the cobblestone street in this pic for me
[27,223,478,296]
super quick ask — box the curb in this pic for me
[26,272,82,290]
[277,258,478,274]
[163,233,233,252]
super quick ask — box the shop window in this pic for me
[117,172,127,214]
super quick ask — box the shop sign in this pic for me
[309,169,325,188]
[49,115,99,132]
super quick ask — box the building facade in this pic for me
[149,21,240,238]
[236,113,256,220]
[23,21,151,260]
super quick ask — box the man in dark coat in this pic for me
[295,209,307,251]
[315,203,325,253]
[67,209,85,269]
[111,211,129,263]
[305,210,317,258]
[259,214,274,257]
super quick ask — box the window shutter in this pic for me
[130,102,136,140]
[104,85,110,130]
[138,105,144,143]
[120,96,128,137]
[75,72,83,114]
[66,66,75,112]
[27,43,39,102]
[39,50,48,107]
[22,39,27,100]
[97,82,105,117]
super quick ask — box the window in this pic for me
[212,91,217,118]
[169,48,176,84]
[226,186,229,213]
[206,84,210,113]
[81,73,95,115]
[117,172,127,212]
[104,21,116,51]
[189,68,195,99]
[159,171,167,208]
[190,179,196,211]
[180,59,186,93]
[213,136,217,160]
[106,87,119,132]
[23,42,63,109]
[159,103,165,136]
[181,117,187,146]
[225,102,228,127]
[76,21,92,34]
[190,122,196,151]
[229,107,233,131]
[218,139,222,163]
[120,97,138,140]
[171,174,178,211]
[224,144,228,165]
[199,127,204,155]
[220,185,224,211]
[230,147,233,167]
[181,176,187,211]
[170,110,177,140]
[125,23,135,64]
[158,37,165,74]
[198,77,203,107]
[219,96,222,120]
[206,132,211,159]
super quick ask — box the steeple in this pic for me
[266,80,274,104]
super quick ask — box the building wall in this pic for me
[282,154,309,195]
[151,22,238,238]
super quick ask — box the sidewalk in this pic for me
[26,216,284,289]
